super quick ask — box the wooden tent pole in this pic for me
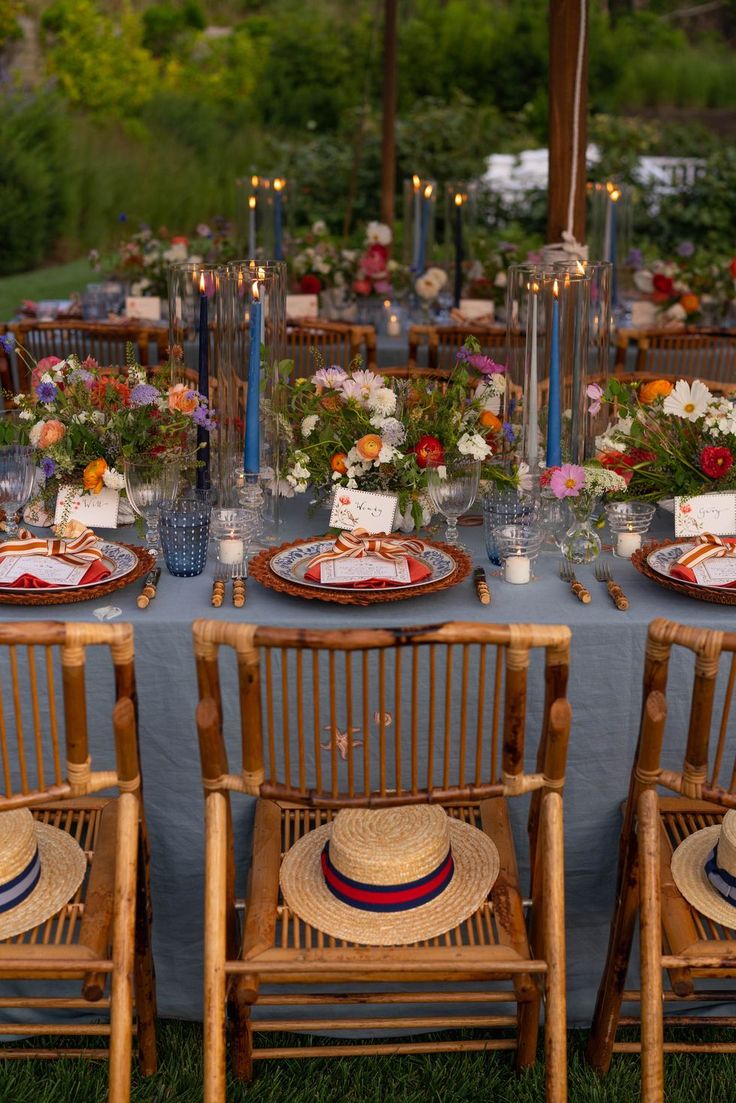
[380,0,398,228]
[547,0,589,245]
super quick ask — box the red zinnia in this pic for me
[701,446,734,479]
[299,274,322,294]
[414,434,445,469]
[652,274,674,297]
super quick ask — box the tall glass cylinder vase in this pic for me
[505,263,548,473]
[167,262,229,496]
[545,270,592,467]
[554,260,611,458]
[225,261,287,541]
[402,176,437,275]
[587,182,632,311]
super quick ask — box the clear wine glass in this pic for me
[123,455,181,558]
[0,412,35,537]
[426,458,480,547]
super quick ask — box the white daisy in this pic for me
[663,379,712,422]
[457,431,492,461]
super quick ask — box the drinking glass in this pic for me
[159,495,212,577]
[426,458,480,546]
[123,455,181,558]
[0,445,35,537]
[483,487,540,565]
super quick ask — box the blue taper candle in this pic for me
[244,280,262,475]
[546,280,562,468]
[273,179,284,261]
[417,183,432,274]
[196,271,210,490]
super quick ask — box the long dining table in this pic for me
[2,498,734,1028]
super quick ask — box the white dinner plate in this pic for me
[646,541,736,591]
[0,540,139,593]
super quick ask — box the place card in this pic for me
[125,295,161,320]
[0,555,89,587]
[329,489,398,535]
[630,300,658,327]
[693,558,736,587]
[458,298,495,322]
[54,486,121,530]
[674,493,736,537]
[320,557,411,585]
[286,294,319,319]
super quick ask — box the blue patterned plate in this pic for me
[0,540,138,593]
[646,541,725,590]
[269,538,457,592]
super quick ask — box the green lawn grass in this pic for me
[1,1023,736,1102]
[0,260,97,324]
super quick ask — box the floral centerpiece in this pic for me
[8,341,214,525]
[94,222,231,299]
[278,337,522,531]
[596,375,736,501]
[629,246,736,325]
[352,222,410,298]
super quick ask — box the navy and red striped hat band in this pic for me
[321,840,455,913]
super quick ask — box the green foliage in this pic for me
[652,148,736,251]
[0,0,22,49]
[142,0,204,56]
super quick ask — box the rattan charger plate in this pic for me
[0,544,155,606]
[250,536,472,606]
[632,538,736,607]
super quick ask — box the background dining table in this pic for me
[1,499,733,1029]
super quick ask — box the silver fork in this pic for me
[559,560,591,604]
[231,561,247,608]
[211,562,228,608]
[595,561,629,610]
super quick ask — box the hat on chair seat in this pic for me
[279,804,499,946]
[672,808,736,931]
[0,808,87,940]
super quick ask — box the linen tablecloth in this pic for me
[0,502,733,1026]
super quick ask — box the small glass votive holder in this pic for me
[483,488,539,566]
[210,507,252,565]
[159,497,212,577]
[494,523,545,584]
[604,501,656,559]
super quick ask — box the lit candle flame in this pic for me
[576,259,586,274]
[454,192,463,207]
[553,279,559,298]
[610,188,621,203]
[248,196,256,210]
[199,272,206,294]
[606,180,614,194]
[257,266,266,280]
[532,281,539,293]
[564,273,571,288]
[412,174,420,190]
[252,280,260,302]
[273,178,284,192]
[383,299,390,308]
[424,184,433,199]
[251,174,259,187]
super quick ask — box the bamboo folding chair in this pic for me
[588,617,736,1101]
[10,322,168,388]
[193,619,572,1101]
[630,331,736,381]
[286,319,377,378]
[408,324,507,371]
[0,622,156,1101]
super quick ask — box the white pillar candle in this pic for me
[616,531,641,559]
[219,536,244,564]
[504,554,531,584]
[387,313,401,337]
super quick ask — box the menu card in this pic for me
[0,556,90,587]
[320,557,411,585]
[693,558,736,587]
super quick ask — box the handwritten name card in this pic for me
[329,489,398,535]
[674,493,736,537]
[54,486,121,530]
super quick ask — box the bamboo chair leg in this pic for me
[133,826,158,1076]
[229,998,254,1081]
[516,991,541,1071]
[639,788,664,1103]
[204,790,230,1103]
[108,794,139,1103]
[542,792,567,1103]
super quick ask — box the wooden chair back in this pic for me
[10,322,168,388]
[0,621,139,808]
[632,331,736,380]
[286,320,377,378]
[408,324,506,371]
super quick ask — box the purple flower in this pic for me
[457,346,506,375]
[502,421,515,443]
[130,383,160,407]
[35,382,57,403]
[586,382,603,416]
[68,368,94,386]
[626,248,643,269]
[41,457,56,479]
[193,406,216,431]
[676,240,695,258]
[0,333,15,353]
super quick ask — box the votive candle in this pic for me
[504,554,531,584]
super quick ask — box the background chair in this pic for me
[614,330,736,380]
[0,622,156,1100]
[193,619,571,1102]
[286,319,377,378]
[408,324,507,371]
[10,321,169,389]
[587,618,736,1100]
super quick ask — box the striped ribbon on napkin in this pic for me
[1,527,104,566]
[308,528,425,571]
[676,532,736,570]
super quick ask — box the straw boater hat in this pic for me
[279,804,499,945]
[0,808,87,940]
[671,809,736,930]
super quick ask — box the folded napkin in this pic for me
[670,533,736,587]
[305,528,431,589]
[0,526,111,589]
[4,560,111,589]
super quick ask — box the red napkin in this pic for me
[0,559,111,589]
[305,556,431,589]
[671,538,736,587]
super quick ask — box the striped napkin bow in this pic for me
[1,527,104,566]
[308,528,425,571]
[676,532,736,571]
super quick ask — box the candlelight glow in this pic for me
[424,184,433,199]
[252,280,260,303]
[199,272,206,293]
[257,266,266,280]
[248,196,256,210]
[383,299,391,308]
[606,180,615,194]
[532,281,540,293]
[553,279,559,298]
[273,178,284,192]
[576,259,586,274]
[454,192,463,207]
[412,174,420,190]
[251,175,259,187]
[610,188,621,203]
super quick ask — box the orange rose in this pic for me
[355,434,382,462]
[680,293,700,315]
[330,452,348,474]
[167,383,198,415]
[37,419,66,449]
[479,410,502,432]
[639,379,673,405]
[83,458,108,494]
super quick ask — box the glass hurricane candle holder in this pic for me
[604,500,656,559]
[494,523,544,584]
[483,486,540,566]
[211,506,253,565]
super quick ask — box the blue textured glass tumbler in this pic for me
[483,489,539,566]
[159,497,212,577]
